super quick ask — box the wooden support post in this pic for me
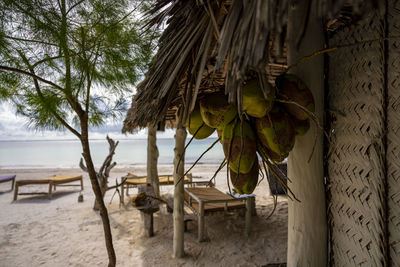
[143,212,154,237]
[11,177,15,191]
[135,184,159,237]
[147,125,160,197]
[13,184,18,201]
[48,183,53,199]
[286,2,327,266]
[245,197,252,236]
[173,126,187,258]
[198,201,205,242]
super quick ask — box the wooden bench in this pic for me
[0,175,16,191]
[13,174,83,200]
[184,187,255,242]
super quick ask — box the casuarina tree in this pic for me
[0,0,156,266]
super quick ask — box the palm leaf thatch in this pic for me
[122,0,380,133]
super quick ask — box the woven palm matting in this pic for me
[327,11,387,266]
[388,0,400,265]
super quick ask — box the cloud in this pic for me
[0,102,177,140]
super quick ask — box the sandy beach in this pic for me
[0,165,287,266]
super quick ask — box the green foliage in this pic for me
[0,0,158,134]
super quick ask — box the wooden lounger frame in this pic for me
[13,175,84,200]
[184,186,255,242]
[120,173,194,202]
[0,175,16,191]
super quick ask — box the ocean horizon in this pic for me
[0,138,224,169]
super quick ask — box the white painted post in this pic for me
[173,125,187,258]
[286,2,327,266]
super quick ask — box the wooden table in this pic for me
[184,187,254,242]
[132,184,160,237]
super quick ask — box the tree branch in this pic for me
[4,35,58,47]
[104,162,117,178]
[0,64,87,121]
[79,158,88,172]
[66,0,85,15]
[15,51,82,138]
[0,65,64,91]
[99,136,119,176]
[32,54,64,68]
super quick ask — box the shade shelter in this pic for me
[123,1,400,265]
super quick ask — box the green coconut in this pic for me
[242,79,274,118]
[276,73,315,120]
[200,93,237,129]
[255,105,295,157]
[291,117,310,136]
[222,120,257,174]
[230,160,259,194]
[185,105,215,139]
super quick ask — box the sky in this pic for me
[0,102,177,141]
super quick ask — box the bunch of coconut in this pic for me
[185,73,314,195]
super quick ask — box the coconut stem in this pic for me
[264,159,300,202]
[207,158,227,187]
[176,122,206,170]
[259,160,278,220]
[176,136,221,186]
[275,98,329,163]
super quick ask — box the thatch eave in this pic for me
[122,0,379,133]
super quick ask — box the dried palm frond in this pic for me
[123,0,378,133]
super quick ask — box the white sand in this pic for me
[0,165,287,266]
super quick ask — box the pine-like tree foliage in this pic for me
[0,0,157,132]
[0,1,158,265]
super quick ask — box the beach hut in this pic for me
[123,1,400,265]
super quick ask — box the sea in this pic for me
[0,138,224,169]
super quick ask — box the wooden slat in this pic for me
[125,175,190,186]
[189,201,245,214]
[49,175,82,184]
[16,179,51,186]
[185,187,235,201]
[184,187,245,213]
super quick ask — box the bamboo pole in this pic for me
[286,2,327,266]
[147,125,160,197]
[173,125,187,258]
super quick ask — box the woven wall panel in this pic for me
[327,11,386,266]
[388,0,400,264]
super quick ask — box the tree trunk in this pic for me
[286,3,327,266]
[80,126,116,267]
[93,185,107,211]
[147,125,160,197]
[173,125,187,258]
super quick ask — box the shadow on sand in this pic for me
[131,196,288,266]
[11,191,79,204]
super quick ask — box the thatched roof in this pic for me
[122,0,380,133]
